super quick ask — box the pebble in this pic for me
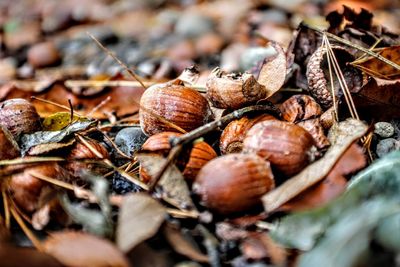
[175,13,214,38]
[374,122,395,138]
[376,138,399,158]
[114,127,148,157]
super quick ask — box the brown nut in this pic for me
[0,98,42,140]
[139,83,213,136]
[280,94,322,123]
[193,153,275,215]
[0,125,20,160]
[297,118,330,149]
[243,120,315,177]
[320,106,335,130]
[27,41,61,68]
[140,132,217,182]
[65,138,109,177]
[206,68,267,110]
[9,163,69,213]
[220,114,276,154]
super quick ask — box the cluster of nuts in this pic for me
[138,70,332,216]
[0,98,111,215]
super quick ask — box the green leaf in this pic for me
[298,198,400,267]
[271,151,400,250]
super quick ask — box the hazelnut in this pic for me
[280,94,322,123]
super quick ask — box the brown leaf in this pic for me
[262,118,368,213]
[256,41,287,98]
[163,223,209,263]
[43,231,130,267]
[353,46,400,80]
[116,193,166,253]
[279,144,366,212]
[0,244,63,267]
[241,232,287,265]
[352,78,400,120]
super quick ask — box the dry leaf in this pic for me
[262,118,368,213]
[279,144,366,212]
[0,245,62,267]
[116,193,166,252]
[163,223,209,263]
[137,154,196,211]
[241,232,287,265]
[43,231,130,267]
[255,41,287,98]
[352,78,400,120]
[353,46,400,80]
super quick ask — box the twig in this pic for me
[2,187,10,229]
[0,157,65,166]
[87,32,147,89]
[87,96,112,117]
[300,23,400,71]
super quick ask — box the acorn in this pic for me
[206,67,267,110]
[306,46,363,108]
[139,82,213,136]
[280,94,322,123]
[243,120,315,177]
[297,118,330,149]
[220,114,276,154]
[140,132,217,182]
[65,138,109,177]
[193,153,275,215]
[0,125,20,160]
[0,98,42,140]
[8,163,69,213]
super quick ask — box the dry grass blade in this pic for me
[0,157,65,166]
[87,96,112,117]
[31,96,84,117]
[2,187,10,229]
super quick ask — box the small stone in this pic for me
[374,122,395,138]
[376,138,399,158]
[27,42,61,68]
[175,13,214,38]
[114,127,148,157]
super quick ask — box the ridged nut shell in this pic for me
[9,163,69,213]
[220,114,276,154]
[66,138,109,177]
[320,106,335,130]
[243,120,314,177]
[206,68,267,110]
[280,94,322,123]
[306,46,363,108]
[139,83,213,136]
[140,132,217,182]
[297,118,330,149]
[193,153,275,215]
[0,98,42,140]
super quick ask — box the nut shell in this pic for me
[140,132,217,181]
[193,153,275,215]
[280,94,322,123]
[297,118,330,149]
[0,98,42,140]
[139,83,213,136]
[243,120,314,176]
[220,114,276,154]
[206,68,266,110]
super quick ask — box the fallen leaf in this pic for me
[279,144,366,212]
[262,118,368,213]
[20,119,95,155]
[27,138,75,156]
[352,45,400,80]
[271,150,400,250]
[0,244,62,267]
[241,232,287,265]
[137,154,196,211]
[163,223,209,263]
[42,112,83,131]
[351,78,400,120]
[116,193,166,252]
[43,231,130,267]
[255,41,287,98]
